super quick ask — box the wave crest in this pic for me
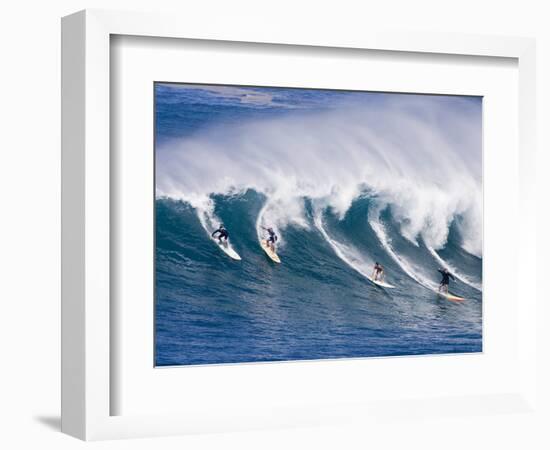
[156,95,481,256]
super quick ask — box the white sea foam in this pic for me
[312,210,375,281]
[367,212,439,291]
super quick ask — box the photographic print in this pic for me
[154,83,482,366]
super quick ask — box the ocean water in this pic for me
[154,83,483,366]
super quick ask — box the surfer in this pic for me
[211,224,229,244]
[261,226,278,252]
[372,262,384,281]
[437,268,455,294]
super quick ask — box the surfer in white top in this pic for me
[372,262,384,281]
[261,226,278,252]
[211,224,229,244]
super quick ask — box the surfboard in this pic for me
[366,276,395,289]
[213,239,241,260]
[438,291,465,302]
[260,240,281,263]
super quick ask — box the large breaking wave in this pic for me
[155,94,482,293]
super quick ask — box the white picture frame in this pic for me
[61,9,537,441]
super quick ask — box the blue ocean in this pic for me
[154,83,483,366]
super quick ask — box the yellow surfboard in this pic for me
[438,291,465,302]
[260,240,281,263]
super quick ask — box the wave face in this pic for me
[154,84,482,366]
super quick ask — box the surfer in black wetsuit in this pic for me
[261,226,278,252]
[372,262,384,281]
[212,224,229,244]
[438,268,455,294]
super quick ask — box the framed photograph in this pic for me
[61,9,537,440]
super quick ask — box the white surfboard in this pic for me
[260,240,281,263]
[366,276,395,289]
[213,239,241,260]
